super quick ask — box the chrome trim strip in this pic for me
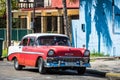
[47,56,89,59]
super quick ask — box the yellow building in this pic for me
[13,0,79,34]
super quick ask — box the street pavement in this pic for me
[87,57,120,80]
[0,57,120,80]
[0,59,106,80]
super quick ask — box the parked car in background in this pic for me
[7,33,90,74]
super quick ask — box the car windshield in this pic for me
[37,36,71,46]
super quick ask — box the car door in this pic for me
[18,37,29,65]
[24,37,37,66]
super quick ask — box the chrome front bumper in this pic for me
[44,57,91,68]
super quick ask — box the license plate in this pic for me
[66,62,75,66]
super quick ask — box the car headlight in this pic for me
[84,50,90,57]
[48,50,55,56]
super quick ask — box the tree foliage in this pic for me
[0,0,6,17]
[0,0,18,17]
[12,0,19,10]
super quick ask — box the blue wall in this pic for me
[72,0,120,56]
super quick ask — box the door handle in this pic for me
[19,47,22,49]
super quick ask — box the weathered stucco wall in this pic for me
[72,0,120,56]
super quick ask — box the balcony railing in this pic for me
[18,2,34,8]
[18,2,47,9]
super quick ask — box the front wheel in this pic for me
[14,58,23,70]
[38,58,46,74]
[77,67,86,75]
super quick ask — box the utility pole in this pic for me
[6,0,12,47]
[33,0,36,33]
[62,0,69,36]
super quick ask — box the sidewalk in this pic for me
[86,57,120,80]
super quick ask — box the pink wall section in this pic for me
[51,0,79,8]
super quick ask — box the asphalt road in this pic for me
[0,60,107,80]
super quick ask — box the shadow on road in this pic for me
[22,67,105,78]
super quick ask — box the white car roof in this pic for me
[23,33,68,38]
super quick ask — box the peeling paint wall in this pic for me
[72,0,120,56]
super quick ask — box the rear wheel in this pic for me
[38,58,46,74]
[77,67,86,75]
[14,58,23,70]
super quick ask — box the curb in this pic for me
[90,57,120,61]
[106,73,120,80]
[86,69,120,79]
[86,69,106,77]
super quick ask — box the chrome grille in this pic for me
[47,57,88,62]
[58,58,82,62]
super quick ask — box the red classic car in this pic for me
[8,33,90,74]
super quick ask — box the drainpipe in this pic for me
[112,0,114,34]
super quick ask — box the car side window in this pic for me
[35,39,39,46]
[28,37,35,46]
[23,38,29,46]
[19,38,28,46]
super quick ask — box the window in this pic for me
[36,0,44,7]
[37,36,71,46]
[19,38,28,46]
[81,24,85,32]
[28,37,35,46]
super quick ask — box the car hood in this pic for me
[42,46,85,57]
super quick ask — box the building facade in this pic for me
[13,0,79,33]
[72,0,120,56]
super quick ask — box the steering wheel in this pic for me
[58,41,65,45]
